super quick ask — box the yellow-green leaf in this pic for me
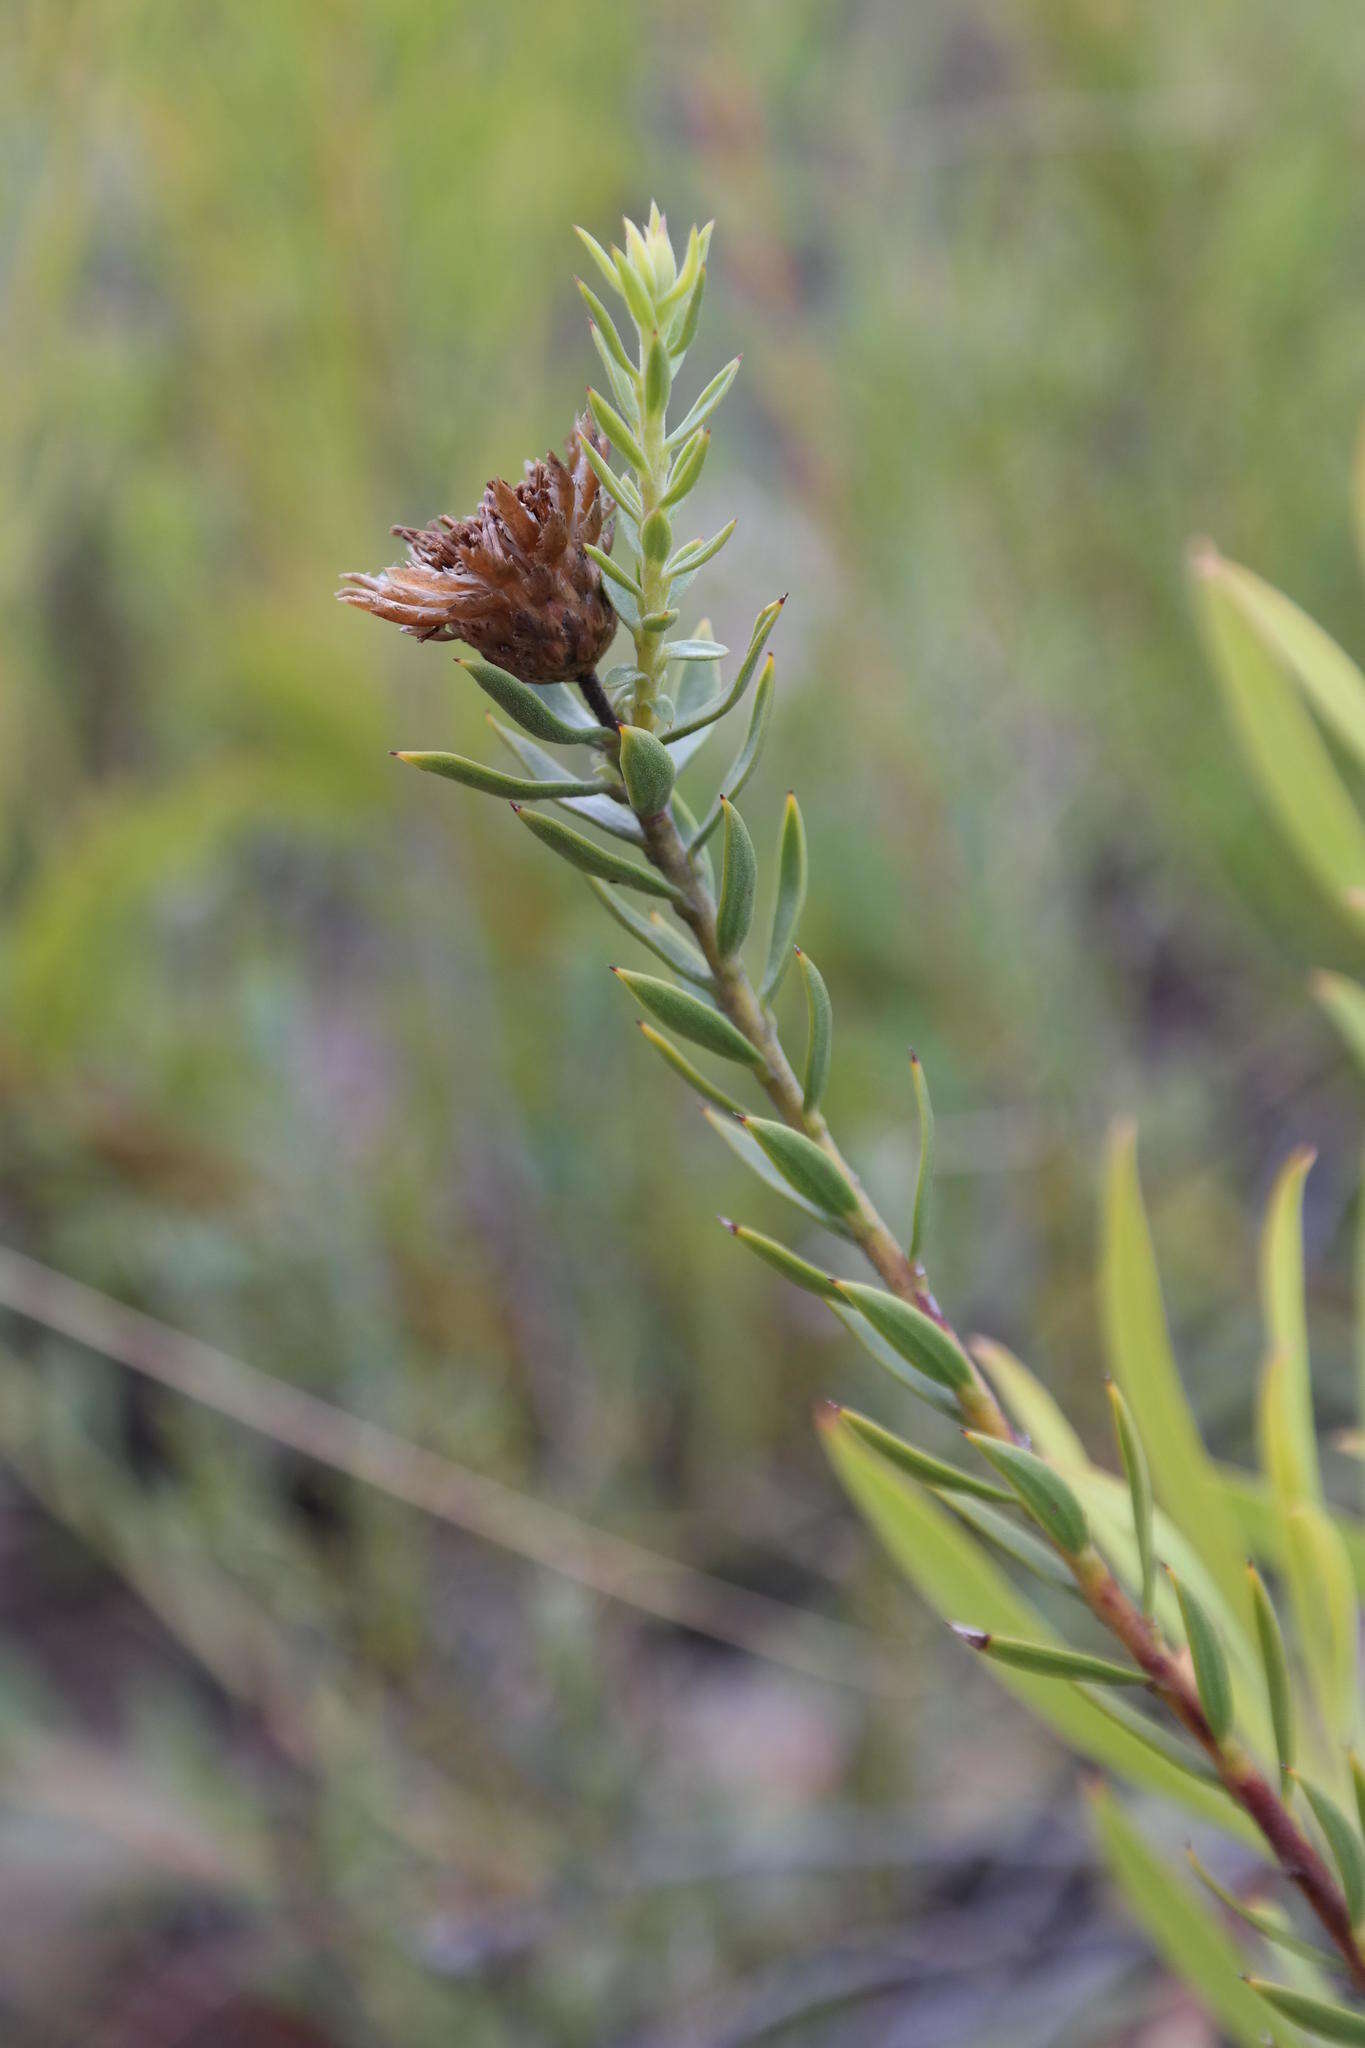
[1259,1147,1322,1504]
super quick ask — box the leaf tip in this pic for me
[949,1623,990,1651]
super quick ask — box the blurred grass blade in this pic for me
[1107,1379,1156,1616]
[966,1435,1090,1555]
[952,1624,1145,1687]
[720,1219,839,1297]
[1315,972,1365,1084]
[586,879,711,985]
[823,1420,1258,1834]
[1169,1568,1233,1743]
[1186,1845,1329,1964]
[1295,1774,1365,1924]
[797,950,832,1112]
[1247,1562,1295,1789]
[740,1118,860,1220]
[1192,553,1365,771]
[715,799,757,957]
[760,792,807,1000]
[395,752,603,799]
[1089,1787,1298,2047]
[1260,1147,1322,1502]
[613,969,762,1064]
[637,1024,747,1117]
[516,808,679,897]
[703,1108,858,1239]
[834,1406,1014,1503]
[1247,1978,1365,2043]
[1191,542,1365,922]
[970,1336,1089,1467]
[907,1052,935,1265]
[1102,1121,1246,1621]
[836,1283,974,1396]
[1285,1500,1358,1745]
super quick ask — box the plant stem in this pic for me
[638,792,1365,1987]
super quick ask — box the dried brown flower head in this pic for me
[338,416,617,686]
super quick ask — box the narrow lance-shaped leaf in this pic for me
[828,1300,961,1419]
[1248,1978,1365,2044]
[1260,1146,1322,1502]
[488,716,643,843]
[689,657,776,849]
[1352,1752,1365,1840]
[715,799,757,957]
[394,752,604,800]
[586,880,710,985]
[837,1281,975,1396]
[966,1434,1091,1556]
[761,792,807,1000]
[661,597,785,746]
[660,428,709,509]
[459,657,614,749]
[740,1117,861,1221]
[636,1024,747,1118]
[576,277,635,377]
[832,1405,1014,1503]
[908,1052,935,1265]
[644,331,671,415]
[1106,1379,1155,1616]
[719,1218,839,1298]
[612,968,763,1067]
[588,323,642,418]
[663,519,737,580]
[618,723,676,816]
[611,244,656,335]
[576,430,644,522]
[514,807,679,898]
[587,388,648,472]
[584,542,643,599]
[1168,1568,1233,1744]
[1246,1562,1294,1790]
[796,949,832,1113]
[1286,1501,1358,1746]
[573,224,623,295]
[1185,1846,1329,1965]
[942,1494,1079,1595]
[701,1108,857,1241]
[952,1624,1146,1688]
[1316,972,1365,1088]
[664,355,741,449]
[1293,1773,1365,1926]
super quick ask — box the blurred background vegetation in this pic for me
[5,1,1365,2041]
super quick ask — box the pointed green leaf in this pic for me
[703,1109,857,1240]
[1295,1774,1365,1925]
[487,717,642,842]
[952,1624,1145,1687]
[1247,1562,1295,1790]
[966,1435,1090,1555]
[664,356,741,449]
[663,520,737,580]
[1186,1845,1329,1964]
[688,658,776,850]
[573,225,622,295]
[1196,554,1365,773]
[827,1300,961,1419]
[665,263,706,357]
[611,244,656,335]
[720,1219,839,1297]
[1248,1978,1365,2043]
[636,1024,747,1117]
[1091,1791,1296,2047]
[1102,1121,1247,1621]
[715,799,757,957]
[1285,1501,1358,1746]
[584,541,643,598]
[760,792,807,1000]
[1261,1147,1322,1502]
[587,388,648,473]
[908,1052,935,1266]
[970,1337,1089,1468]
[1316,971,1365,1081]
[575,431,644,522]
[660,428,710,510]
[613,969,762,1066]
[515,808,678,897]
[395,752,603,800]
[1351,1753,1365,1839]
[586,880,710,985]
[1192,542,1365,922]
[940,1494,1079,1594]
[797,950,832,1113]
[1169,1568,1234,1743]
[644,331,671,415]
[576,277,636,376]
[834,1406,1014,1503]
[837,1282,974,1396]
[618,723,676,816]
[458,657,613,750]
[740,1117,861,1221]
[661,599,784,746]
[1106,1379,1156,1617]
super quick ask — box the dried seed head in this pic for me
[338,415,617,685]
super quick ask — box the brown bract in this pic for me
[338,415,617,685]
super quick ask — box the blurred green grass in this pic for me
[5,1,1365,2040]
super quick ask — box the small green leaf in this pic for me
[662,599,785,746]
[640,507,672,563]
[576,278,635,376]
[1315,971,1365,1081]
[583,541,642,598]
[618,724,676,816]
[1285,1500,1358,1746]
[715,799,757,957]
[666,263,706,356]
[971,1337,1089,1468]
[827,1300,961,1419]
[1260,1146,1322,1502]
[952,1624,1145,1687]
[664,355,741,448]
[1247,1978,1365,2043]
[1169,1568,1233,1743]
[940,1495,1079,1593]
[515,808,678,897]
[797,950,832,1112]
[613,969,762,1066]
[1196,554,1365,773]
[573,225,622,295]
[1295,1774,1365,1925]
[576,431,644,522]
[720,1219,839,1297]
[908,1052,935,1266]
[1106,1380,1155,1617]
[702,1108,857,1240]
[740,1117,861,1220]
[661,429,710,509]
[1246,1563,1295,1790]
[662,637,726,662]
[837,1282,975,1396]
[834,1407,1014,1503]
[644,331,671,415]
[761,792,807,1000]
[459,657,614,750]
[488,717,643,843]
[966,1435,1091,1556]
[637,1024,747,1117]
[688,657,776,849]
[587,388,648,472]
[394,752,602,800]
[1186,1845,1329,1964]
[1351,1752,1365,1839]
[587,880,710,984]
[611,245,656,333]
[663,520,737,579]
